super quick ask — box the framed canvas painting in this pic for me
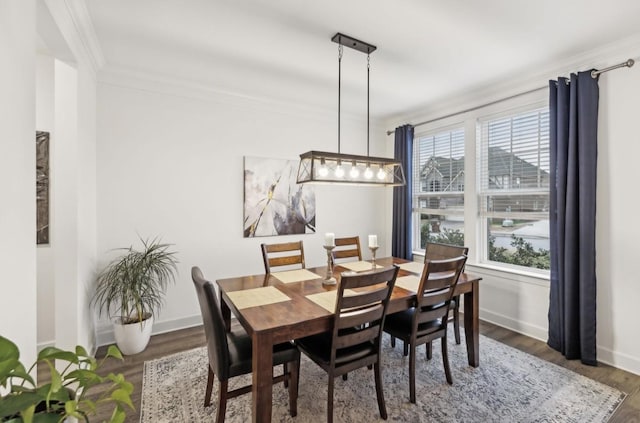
[243,156,316,237]
[36,131,50,245]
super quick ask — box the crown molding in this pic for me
[97,65,378,125]
[42,0,105,72]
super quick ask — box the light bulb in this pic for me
[364,167,373,179]
[377,167,386,180]
[335,165,345,178]
[349,165,359,178]
[318,165,329,177]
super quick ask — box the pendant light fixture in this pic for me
[296,33,405,186]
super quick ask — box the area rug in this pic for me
[140,332,625,422]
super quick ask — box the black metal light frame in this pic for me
[296,33,405,187]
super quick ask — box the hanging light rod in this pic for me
[297,33,405,187]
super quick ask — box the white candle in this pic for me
[368,234,378,248]
[325,232,335,247]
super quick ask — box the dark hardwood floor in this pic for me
[87,319,640,423]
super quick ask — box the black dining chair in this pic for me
[191,266,300,423]
[383,256,467,403]
[296,265,399,423]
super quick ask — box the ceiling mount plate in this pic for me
[331,33,376,54]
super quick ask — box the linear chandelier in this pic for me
[296,33,405,186]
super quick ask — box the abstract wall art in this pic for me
[243,156,316,237]
[36,131,50,245]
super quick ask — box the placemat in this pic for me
[395,275,421,292]
[306,289,358,312]
[226,286,291,309]
[271,269,323,284]
[338,261,382,272]
[398,261,425,275]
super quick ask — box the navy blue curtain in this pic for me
[547,71,599,366]
[392,124,413,260]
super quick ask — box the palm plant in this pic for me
[93,237,178,324]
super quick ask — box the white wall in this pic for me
[0,0,37,366]
[94,75,389,343]
[36,53,56,349]
[390,38,640,375]
[35,1,99,353]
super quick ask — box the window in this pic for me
[413,127,465,249]
[478,106,550,270]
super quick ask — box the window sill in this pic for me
[412,250,550,287]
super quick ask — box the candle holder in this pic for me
[369,246,379,269]
[323,245,337,285]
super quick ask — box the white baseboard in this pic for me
[479,308,548,342]
[479,308,640,376]
[95,314,204,348]
[37,340,56,352]
[597,344,640,376]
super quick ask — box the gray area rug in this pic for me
[140,332,625,422]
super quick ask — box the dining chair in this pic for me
[296,265,399,423]
[390,241,469,356]
[383,256,467,403]
[261,240,306,273]
[425,242,469,346]
[332,236,362,263]
[191,267,300,423]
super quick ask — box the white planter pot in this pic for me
[113,315,154,355]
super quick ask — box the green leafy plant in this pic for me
[93,237,178,324]
[0,335,133,423]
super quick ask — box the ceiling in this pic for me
[85,0,640,119]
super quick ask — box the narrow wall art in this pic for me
[36,131,50,244]
[243,156,316,237]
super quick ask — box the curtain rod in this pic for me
[386,58,635,136]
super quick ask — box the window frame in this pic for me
[407,89,550,279]
[476,102,551,274]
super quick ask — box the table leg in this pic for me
[221,298,231,332]
[463,279,480,367]
[252,331,273,423]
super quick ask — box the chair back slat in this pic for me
[334,325,379,349]
[332,236,362,262]
[340,286,388,310]
[414,256,467,335]
[424,242,469,269]
[191,267,230,380]
[416,306,449,324]
[419,289,452,307]
[336,305,384,330]
[331,266,399,363]
[261,241,305,273]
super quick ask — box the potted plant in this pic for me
[93,237,178,355]
[0,335,133,423]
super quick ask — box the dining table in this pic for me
[216,256,482,423]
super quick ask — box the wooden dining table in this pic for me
[216,256,482,423]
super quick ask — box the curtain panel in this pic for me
[547,71,599,365]
[392,124,414,260]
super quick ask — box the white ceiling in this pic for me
[85,0,640,119]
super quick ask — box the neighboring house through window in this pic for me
[413,127,465,249]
